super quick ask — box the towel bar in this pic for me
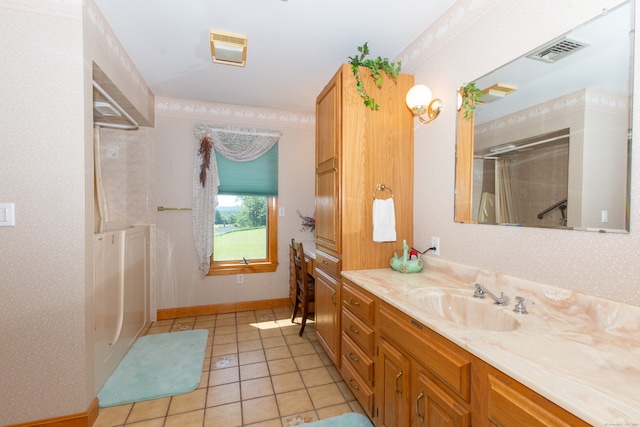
[373,184,393,199]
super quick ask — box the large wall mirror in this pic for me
[455,0,633,233]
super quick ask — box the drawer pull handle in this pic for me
[349,298,360,306]
[395,370,403,397]
[416,391,425,423]
[348,352,359,363]
[349,378,360,391]
[322,260,329,265]
[411,319,423,330]
[331,290,336,305]
[348,324,359,334]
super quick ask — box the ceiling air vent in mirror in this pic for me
[526,37,589,63]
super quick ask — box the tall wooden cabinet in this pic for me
[314,63,415,366]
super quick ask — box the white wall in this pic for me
[0,2,89,425]
[400,0,640,306]
[154,99,316,309]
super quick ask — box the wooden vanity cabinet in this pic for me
[314,250,341,367]
[341,279,377,418]
[377,301,472,427]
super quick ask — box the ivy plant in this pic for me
[460,82,484,120]
[348,42,402,110]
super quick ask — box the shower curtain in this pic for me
[495,158,518,224]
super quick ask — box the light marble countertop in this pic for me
[341,258,640,426]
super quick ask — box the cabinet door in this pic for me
[315,269,340,366]
[412,363,470,427]
[315,70,340,254]
[378,337,411,427]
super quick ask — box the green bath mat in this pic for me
[98,329,208,407]
[306,413,373,426]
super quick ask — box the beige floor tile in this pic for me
[203,402,242,427]
[294,353,324,370]
[265,346,291,361]
[194,319,216,328]
[214,333,238,345]
[126,397,171,423]
[163,409,204,427]
[336,380,356,402]
[167,388,206,415]
[280,324,302,336]
[209,366,239,386]
[236,314,257,324]
[95,404,132,427]
[245,419,282,427]
[238,330,261,342]
[124,417,165,427]
[281,410,319,426]
[288,342,316,357]
[212,353,239,370]
[300,366,334,388]
[262,336,287,349]
[349,400,366,415]
[216,317,237,326]
[212,342,238,356]
[238,338,263,352]
[284,334,311,346]
[239,349,266,365]
[215,325,237,335]
[240,362,270,380]
[145,325,172,335]
[276,389,314,416]
[151,319,175,327]
[272,371,305,393]
[327,365,342,382]
[316,403,353,420]
[241,376,274,400]
[267,357,298,375]
[308,383,346,409]
[237,323,259,333]
[196,314,217,322]
[206,382,241,407]
[259,328,284,339]
[242,395,280,424]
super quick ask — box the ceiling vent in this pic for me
[210,29,248,67]
[526,37,589,63]
[93,101,122,117]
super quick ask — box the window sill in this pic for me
[207,261,278,276]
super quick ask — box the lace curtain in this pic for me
[192,124,282,276]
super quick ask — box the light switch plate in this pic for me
[0,203,15,226]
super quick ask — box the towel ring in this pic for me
[373,184,394,199]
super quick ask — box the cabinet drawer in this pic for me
[341,354,375,417]
[342,309,375,355]
[341,282,375,324]
[315,250,340,280]
[379,303,471,402]
[341,332,374,385]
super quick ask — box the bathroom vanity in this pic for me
[339,260,640,426]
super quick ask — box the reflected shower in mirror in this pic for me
[455,0,633,233]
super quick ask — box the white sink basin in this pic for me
[411,292,520,332]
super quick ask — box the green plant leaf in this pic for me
[348,43,402,110]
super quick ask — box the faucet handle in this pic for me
[513,296,532,314]
[473,283,485,299]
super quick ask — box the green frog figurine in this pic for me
[389,239,424,273]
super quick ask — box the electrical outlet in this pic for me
[237,274,244,284]
[431,236,440,256]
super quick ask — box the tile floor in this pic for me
[94,306,365,427]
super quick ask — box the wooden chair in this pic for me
[290,238,315,336]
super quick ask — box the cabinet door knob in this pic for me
[348,324,359,334]
[349,298,360,306]
[349,378,360,391]
[415,391,425,423]
[348,352,359,363]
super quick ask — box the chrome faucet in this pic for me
[473,283,510,306]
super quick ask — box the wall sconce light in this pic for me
[406,84,442,124]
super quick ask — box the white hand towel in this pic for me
[373,198,397,242]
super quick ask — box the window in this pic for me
[209,196,278,275]
[207,143,278,276]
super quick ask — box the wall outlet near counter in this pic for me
[431,236,440,256]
